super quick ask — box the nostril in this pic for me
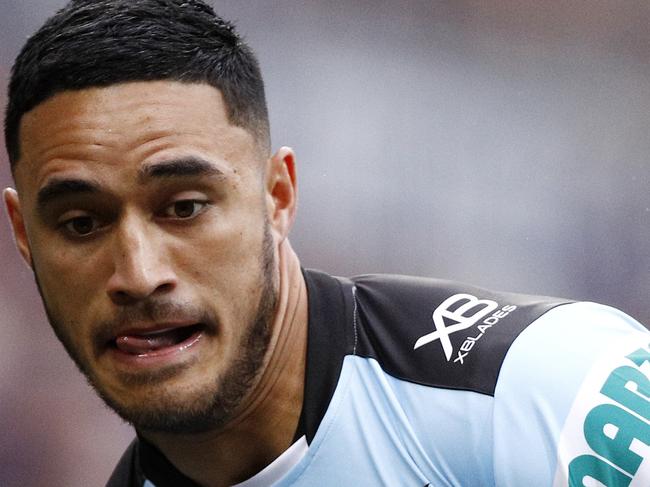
[109,289,140,306]
[154,282,176,295]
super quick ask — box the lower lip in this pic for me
[105,328,205,368]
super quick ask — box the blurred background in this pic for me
[1,1,648,485]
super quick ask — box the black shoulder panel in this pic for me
[105,439,142,487]
[106,436,200,487]
[138,437,201,487]
[350,274,571,396]
[297,268,353,443]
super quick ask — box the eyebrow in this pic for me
[35,157,226,211]
[138,157,225,183]
[37,178,100,210]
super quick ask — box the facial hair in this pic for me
[34,223,277,435]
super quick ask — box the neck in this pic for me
[142,239,308,487]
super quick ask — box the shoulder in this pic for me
[348,274,650,484]
[349,273,571,395]
[493,301,650,485]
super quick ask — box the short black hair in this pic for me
[4,0,270,170]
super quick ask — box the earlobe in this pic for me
[3,188,33,268]
[266,146,298,240]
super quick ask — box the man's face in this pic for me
[5,81,284,434]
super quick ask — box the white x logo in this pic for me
[413,294,498,361]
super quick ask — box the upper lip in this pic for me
[113,321,200,338]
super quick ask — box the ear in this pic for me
[3,188,33,268]
[265,146,297,241]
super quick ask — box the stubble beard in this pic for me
[34,224,278,435]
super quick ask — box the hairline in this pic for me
[10,79,271,174]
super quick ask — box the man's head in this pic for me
[3,0,298,435]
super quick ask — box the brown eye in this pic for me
[163,200,208,219]
[64,216,98,236]
[173,200,198,218]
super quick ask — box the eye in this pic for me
[61,215,100,237]
[162,200,209,219]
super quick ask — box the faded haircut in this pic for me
[4,0,270,170]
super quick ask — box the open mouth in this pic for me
[111,323,205,356]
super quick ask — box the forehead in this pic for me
[15,81,257,191]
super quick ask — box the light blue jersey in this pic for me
[109,270,650,486]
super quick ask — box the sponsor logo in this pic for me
[554,341,650,487]
[413,293,516,363]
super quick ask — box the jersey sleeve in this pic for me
[492,302,650,487]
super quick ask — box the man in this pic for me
[3,1,649,486]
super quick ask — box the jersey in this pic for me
[106,269,650,486]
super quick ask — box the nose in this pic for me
[106,214,177,305]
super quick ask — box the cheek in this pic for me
[32,241,109,311]
[184,211,265,274]
[181,223,267,310]
[183,241,262,300]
